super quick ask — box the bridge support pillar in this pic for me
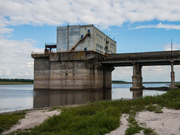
[169,61,178,90]
[130,63,144,90]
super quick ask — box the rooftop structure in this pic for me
[57,24,116,54]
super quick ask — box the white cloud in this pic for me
[0,37,43,79]
[112,65,180,82]
[135,22,180,30]
[112,67,132,81]
[164,44,180,51]
[0,0,180,32]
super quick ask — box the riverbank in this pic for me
[0,89,180,135]
[0,82,33,85]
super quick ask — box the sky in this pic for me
[0,0,180,82]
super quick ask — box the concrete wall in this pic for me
[57,25,80,51]
[34,58,50,90]
[93,27,116,54]
[32,52,113,90]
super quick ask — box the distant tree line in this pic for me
[0,78,33,83]
[111,80,129,84]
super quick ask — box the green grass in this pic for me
[0,82,33,85]
[0,111,26,133]
[4,89,180,135]
[176,83,180,89]
[125,111,143,135]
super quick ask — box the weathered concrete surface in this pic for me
[130,63,144,90]
[33,58,50,90]
[32,51,113,90]
[169,61,178,90]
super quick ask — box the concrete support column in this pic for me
[130,63,144,90]
[169,61,178,90]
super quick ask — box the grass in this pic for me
[0,82,33,85]
[146,104,163,113]
[0,111,26,133]
[176,83,180,89]
[125,111,143,135]
[3,89,180,135]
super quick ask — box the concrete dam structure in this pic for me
[32,50,180,90]
[32,51,114,90]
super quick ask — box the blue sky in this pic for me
[0,0,180,82]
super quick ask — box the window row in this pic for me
[96,44,103,50]
[110,42,115,47]
[96,32,105,41]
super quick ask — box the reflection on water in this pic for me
[33,90,111,108]
[0,83,168,113]
[132,90,143,99]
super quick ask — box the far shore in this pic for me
[0,82,33,85]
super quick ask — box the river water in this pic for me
[0,83,168,113]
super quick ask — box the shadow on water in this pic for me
[33,90,112,108]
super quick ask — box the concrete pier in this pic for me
[169,61,178,90]
[32,52,114,90]
[130,63,144,90]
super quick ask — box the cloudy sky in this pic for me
[0,0,180,82]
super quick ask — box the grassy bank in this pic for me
[0,82,33,85]
[0,78,33,85]
[2,88,178,135]
[0,112,25,133]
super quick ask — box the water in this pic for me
[0,83,168,113]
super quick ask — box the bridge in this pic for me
[31,50,180,90]
[101,51,180,90]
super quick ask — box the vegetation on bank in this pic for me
[111,80,130,84]
[0,112,25,133]
[0,78,33,85]
[2,88,178,135]
[0,82,33,85]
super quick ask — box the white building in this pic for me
[57,24,116,54]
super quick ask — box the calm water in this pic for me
[0,83,168,113]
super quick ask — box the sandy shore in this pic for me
[2,107,180,134]
[2,109,60,135]
[107,108,180,135]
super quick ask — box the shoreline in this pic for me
[0,104,82,115]
[0,82,33,85]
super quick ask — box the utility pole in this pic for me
[171,39,172,60]
[169,39,177,89]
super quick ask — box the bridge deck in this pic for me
[101,50,180,66]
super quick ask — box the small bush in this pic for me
[146,104,156,112]
[155,105,163,113]
[143,128,157,135]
